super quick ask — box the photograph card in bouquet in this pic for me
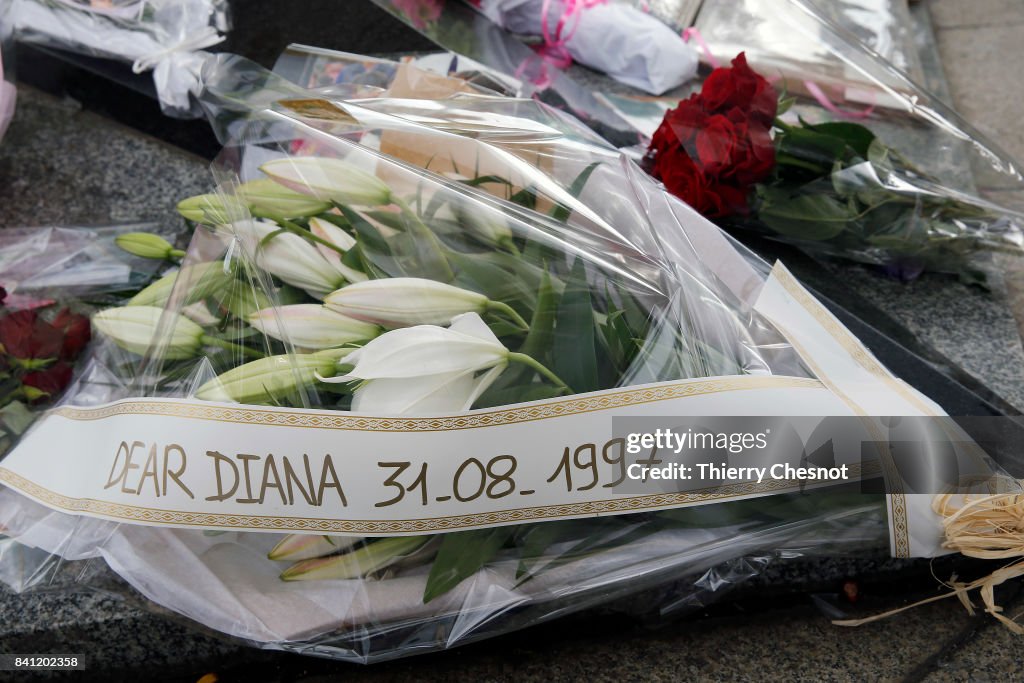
[0,56,1017,661]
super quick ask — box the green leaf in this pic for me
[757,187,855,241]
[806,121,876,157]
[338,206,389,254]
[514,522,571,579]
[423,528,515,603]
[552,259,598,394]
[518,269,558,362]
[776,127,852,169]
[550,162,601,223]
[509,186,539,211]
[362,209,409,232]
[461,174,512,188]
[449,252,536,311]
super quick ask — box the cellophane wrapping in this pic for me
[653,0,1024,293]
[0,55,941,663]
[0,0,229,117]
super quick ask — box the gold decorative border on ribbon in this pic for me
[46,375,823,432]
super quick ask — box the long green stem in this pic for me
[507,352,572,394]
[201,335,264,360]
[487,301,530,331]
[249,207,348,257]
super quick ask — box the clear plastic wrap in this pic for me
[635,0,1024,292]
[1,0,229,117]
[0,223,181,455]
[375,0,1024,290]
[0,56,1001,661]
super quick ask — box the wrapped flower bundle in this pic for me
[2,0,230,116]
[0,56,1017,661]
[643,51,1024,287]
[0,224,182,457]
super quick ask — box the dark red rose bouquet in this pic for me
[645,53,1007,286]
[0,293,90,453]
[0,226,185,455]
[646,53,776,218]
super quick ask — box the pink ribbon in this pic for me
[536,0,608,69]
[681,27,721,69]
[515,0,607,89]
[802,80,876,120]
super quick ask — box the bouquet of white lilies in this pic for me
[0,55,1004,662]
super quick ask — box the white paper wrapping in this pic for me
[478,0,699,94]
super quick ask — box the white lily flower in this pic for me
[231,219,344,299]
[260,157,392,207]
[309,217,367,283]
[336,312,508,380]
[321,313,509,414]
[93,306,204,360]
[324,278,489,327]
[248,304,379,349]
[351,364,505,414]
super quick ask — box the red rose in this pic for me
[654,145,707,210]
[644,51,778,219]
[0,310,63,361]
[52,309,91,361]
[732,122,776,185]
[695,114,738,177]
[22,361,73,401]
[703,180,751,218]
[664,94,708,146]
[700,53,778,122]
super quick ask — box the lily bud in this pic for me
[260,157,392,207]
[177,193,247,226]
[248,304,379,349]
[234,178,333,219]
[114,232,179,260]
[281,536,428,581]
[268,534,361,561]
[309,217,367,284]
[93,306,204,360]
[231,220,345,299]
[324,278,488,327]
[128,262,234,308]
[195,348,351,404]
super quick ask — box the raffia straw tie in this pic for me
[834,486,1024,634]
